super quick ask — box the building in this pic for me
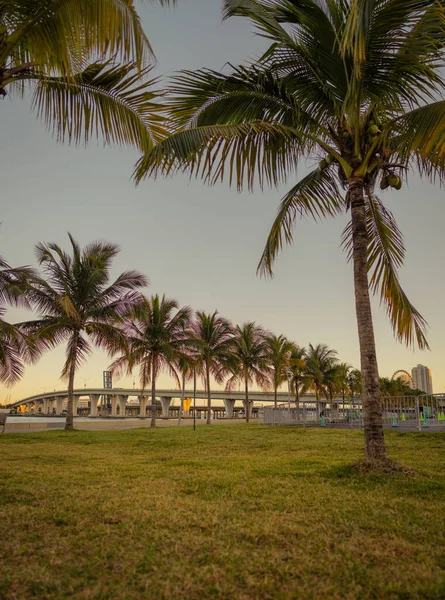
[411,364,433,394]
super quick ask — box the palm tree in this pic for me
[136,1,445,461]
[111,294,192,427]
[176,353,196,426]
[304,344,339,418]
[191,311,234,425]
[265,334,294,408]
[335,363,353,417]
[288,346,307,410]
[0,257,38,386]
[0,0,174,167]
[226,322,271,422]
[19,234,147,430]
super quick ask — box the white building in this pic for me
[411,364,433,394]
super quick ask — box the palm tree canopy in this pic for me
[191,311,235,384]
[265,333,295,390]
[0,256,39,385]
[110,294,192,389]
[19,233,148,378]
[136,0,445,349]
[304,343,339,398]
[1,0,174,155]
[226,321,271,390]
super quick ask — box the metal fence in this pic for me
[261,394,445,431]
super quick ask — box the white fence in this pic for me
[262,394,445,430]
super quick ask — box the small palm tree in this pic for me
[226,322,271,422]
[265,334,294,408]
[305,344,339,418]
[335,363,353,416]
[288,346,307,409]
[111,295,192,427]
[191,311,234,425]
[0,257,38,385]
[20,234,147,430]
[0,0,174,168]
[176,353,196,426]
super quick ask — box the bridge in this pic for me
[9,388,318,419]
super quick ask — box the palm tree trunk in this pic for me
[65,335,78,431]
[349,182,386,461]
[295,382,300,421]
[206,361,211,425]
[274,383,277,408]
[151,354,157,428]
[245,375,250,423]
[178,371,185,426]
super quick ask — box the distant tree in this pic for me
[304,344,339,417]
[288,346,307,407]
[265,334,294,408]
[20,234,147,430]
[226,322,271,422]
[191,311,234,425]
[0,0,175,169]
[111,295,192,427]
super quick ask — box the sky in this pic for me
[1,0,444,402]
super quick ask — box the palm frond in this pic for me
[30,61,167,152]
[258,166,345,277]
[342,190,429,349]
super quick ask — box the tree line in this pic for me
[0,236,422,430]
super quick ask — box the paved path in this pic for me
[3,416,250,433]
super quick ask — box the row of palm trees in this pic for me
[1,235,369,430]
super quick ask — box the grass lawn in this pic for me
[0,425,444,600]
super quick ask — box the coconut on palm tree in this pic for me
[0,0,174,165]
[226,322,271,422]
[19,234,147,430]
[111,294,192,427]
[191,311,234,425]
[265,334,294,408]
[136,0,445,461]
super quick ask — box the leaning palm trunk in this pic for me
[151,356,157,428]
[350,183,386,461]
[206,362,211,425]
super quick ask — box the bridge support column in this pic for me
[242,400,253,420]
[139,396,147,418]
[73,397,79,416]
[224,399,236,418]
[118,395,128,417]
[42,399,49,414]
[160,397,172,419]
[55,397,65,416]
[110,395,118,417]
[89,394,100,417]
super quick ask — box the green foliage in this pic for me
[0,0,173,161]
[137,0,445,350]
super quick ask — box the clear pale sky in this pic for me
[1,0,444,402]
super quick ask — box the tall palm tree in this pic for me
[191,311,234,425]
[0,0,174,167]
[137,0,445,461]
[304,344,339,418]
[265,334,294,408]
[19,234,147,430]
[111,294,192,427]
[226,322,271,422]
[0,257,38,386]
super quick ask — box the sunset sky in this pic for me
[1,0,444,402]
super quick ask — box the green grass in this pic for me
[0,426,444,600]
